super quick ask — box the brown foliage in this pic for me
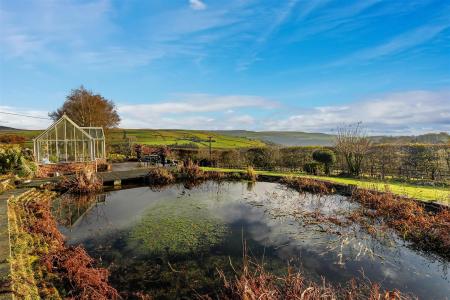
[59,169,103,194]
[352,189,450,258]
[0,134,26,144]
[20,192,119,299]
[49,85,120,128]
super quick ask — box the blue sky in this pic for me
[0,0,449,134]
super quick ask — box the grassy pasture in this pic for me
[201,167,450,203]
[1,129,266,149]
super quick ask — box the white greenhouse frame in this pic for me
[33,114,106,164]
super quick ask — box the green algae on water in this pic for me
[128,201,228,255]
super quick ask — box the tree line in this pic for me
[166,144,449,182]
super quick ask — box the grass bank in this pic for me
[200,167,450,203]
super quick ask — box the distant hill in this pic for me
[216,130,335,146]
[217,130,450,146]
[372,132,450,144]
[0,125,19,131]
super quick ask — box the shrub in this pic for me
[245,147,279,170]
[0,144,36,177]
[312,149,336,175]
[107,153,127,162]
[147,167,175,185]
[0,134,26,144]
[246,166,258,181]
[303,162,322,175]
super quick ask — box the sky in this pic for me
[0,0,449,135]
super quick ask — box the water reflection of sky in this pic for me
[59,181,450,299]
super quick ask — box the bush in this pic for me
[147,167,175,185]
[107,153,127,162]
[0,144,36,177]
[303,162,322,175]
[245,147,279,170]
[0,134,26,144]
[312,149,336,175]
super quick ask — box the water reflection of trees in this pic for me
[52,192,108,227]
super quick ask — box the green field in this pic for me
[201,167,450,203]
[1,129,266,149]
[216,130,335,146]
[107,129,267,148]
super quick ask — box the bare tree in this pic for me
[334,122,371,176]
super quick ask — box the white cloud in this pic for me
[2,91,448,135]
[265,90,450,135]
[189,0,207,11]
[0,106,51,130]
[118,94,275,129]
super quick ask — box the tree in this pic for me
[245,147,279,170]
[334,122,371,176]
[49,86,120,128]
[312,149,336,175]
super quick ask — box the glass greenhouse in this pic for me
[33,115,106,163]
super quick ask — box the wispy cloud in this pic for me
[189,0,207,11]
[331,23,450,66]
[288,0,383,42]
[236,0,299,71]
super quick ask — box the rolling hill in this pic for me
[216,130,335,146]
[0,129,267,149]
[2,128,448,149]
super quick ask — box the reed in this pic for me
[283,176,332,195]
[246,166,258,182]
[218,243,410,300]
[352,189,450,258]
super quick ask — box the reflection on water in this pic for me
[57,181,450,299]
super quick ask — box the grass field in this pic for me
[217,130,334,146]
[1,129,267,149]
[201,167,450,203]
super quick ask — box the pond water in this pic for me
[53,181,450,299]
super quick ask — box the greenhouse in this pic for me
[33,114,106,164]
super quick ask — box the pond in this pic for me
[53,181,450,299]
